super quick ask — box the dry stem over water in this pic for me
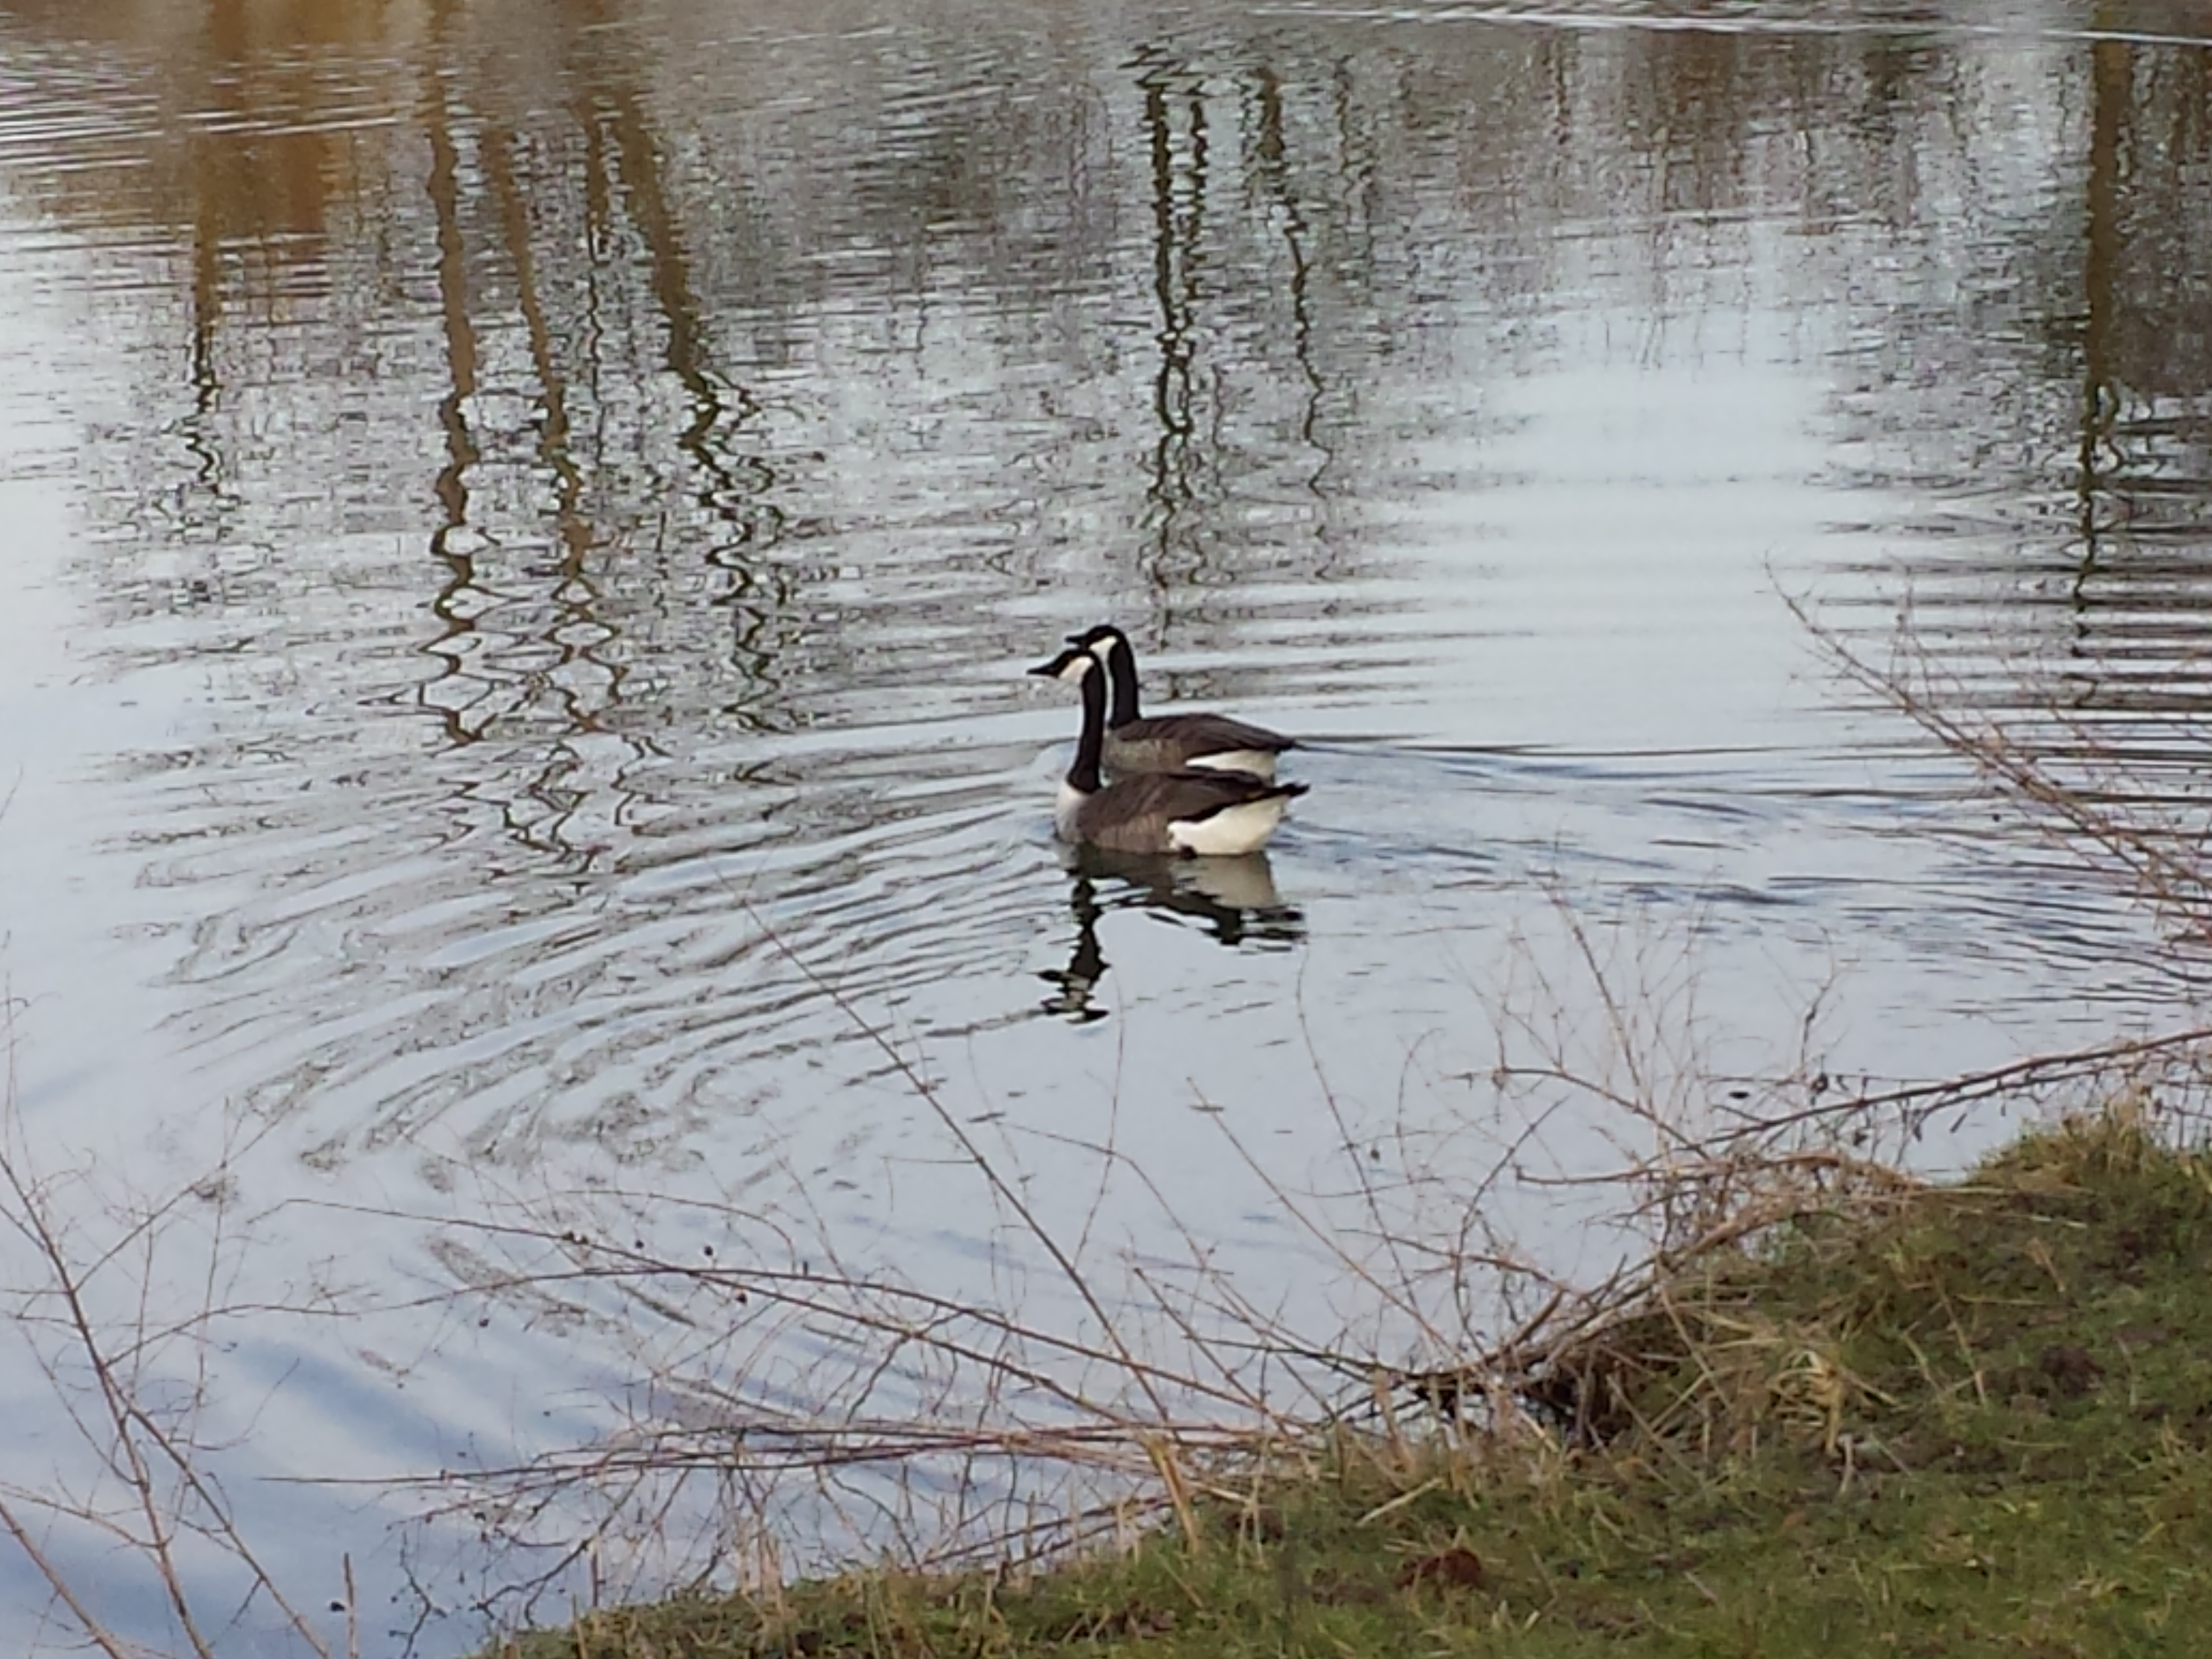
[11,966,2212,1657]
[0,1002,345,1659]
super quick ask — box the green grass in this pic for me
[492,1108,2212,1657]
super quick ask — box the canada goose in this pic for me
[1029,647,1307,856]
[1064,623,1298,780]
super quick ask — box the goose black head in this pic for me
[1064,623,1130,659]
[1028,646,1096,684]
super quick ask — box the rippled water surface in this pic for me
[3,0,2212,1649]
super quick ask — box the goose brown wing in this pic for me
[1119,769,1302,825]
[1123,712,1297,753]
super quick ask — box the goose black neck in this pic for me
[1068,661,1108,794]
[1102,641,1142,728]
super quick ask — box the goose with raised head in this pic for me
[1064,623,1298,781]
[1029,647,1306,856]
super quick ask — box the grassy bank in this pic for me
[494,1108,2212,1657]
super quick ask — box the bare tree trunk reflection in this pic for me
[2076,35,2130,607]
[1139,49,1206,630]
[422,3,484,748]
[482,117,625,742]
[1249,64,1333,510]
[589,34,778,554]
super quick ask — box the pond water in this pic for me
[3,0,2211,1650]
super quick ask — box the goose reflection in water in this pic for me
[1038,846,1305,1023]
